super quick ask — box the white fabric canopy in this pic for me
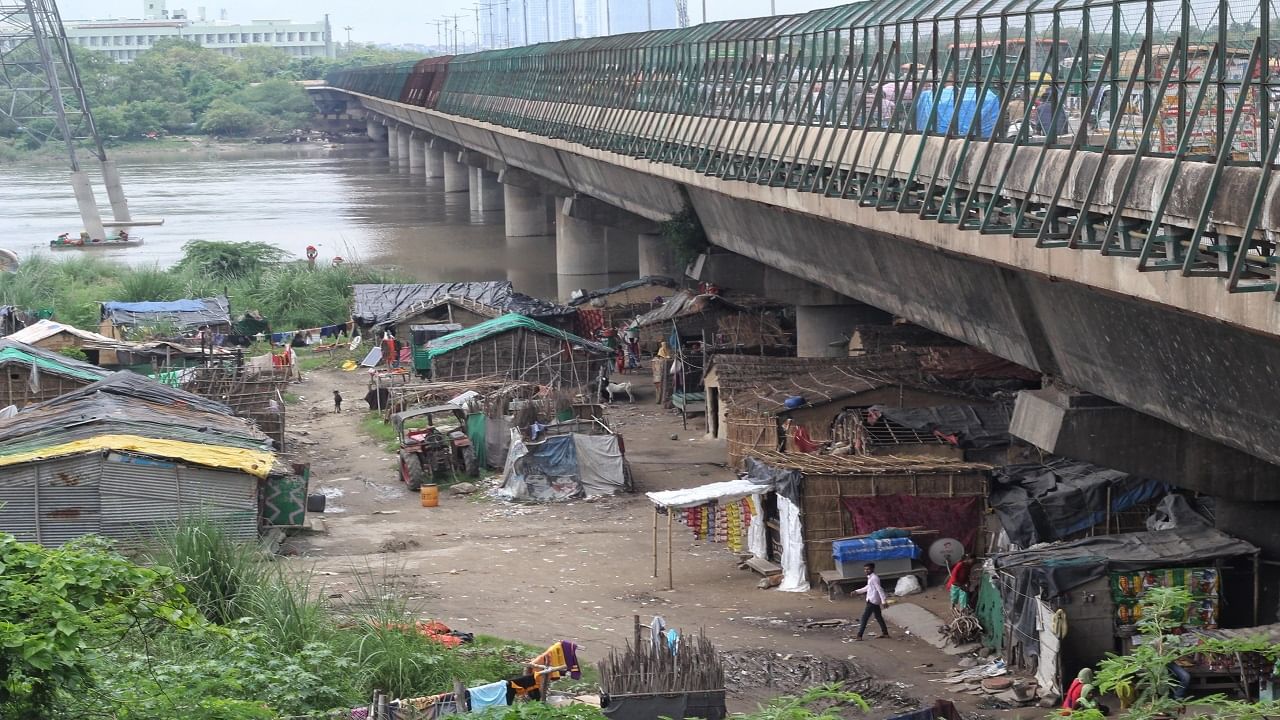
[646,479,765,509]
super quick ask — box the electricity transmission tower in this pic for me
[675,0,689,28]
[0,0,139,240]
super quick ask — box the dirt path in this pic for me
[284,367,1010,718]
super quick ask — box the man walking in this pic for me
[854,562,890,641]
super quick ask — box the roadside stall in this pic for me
[991,525,1260,700]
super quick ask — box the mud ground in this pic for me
[283,367,1018,718]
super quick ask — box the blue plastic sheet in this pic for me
[916,87,1000,138]
[832,536,921,563]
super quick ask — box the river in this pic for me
[0,145,570,300]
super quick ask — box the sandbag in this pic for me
[894,573,923,596]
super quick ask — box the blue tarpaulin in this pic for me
[916,87,1000,138]
[832,536,921,563]
[102,300,208,313]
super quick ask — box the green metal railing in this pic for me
[336,0,1280,298]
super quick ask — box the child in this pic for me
[333,389,343,413]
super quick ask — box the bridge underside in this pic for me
[352,94,1280,492]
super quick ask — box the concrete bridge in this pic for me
[313,1,1280,556]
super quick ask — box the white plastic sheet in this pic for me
[777,494,810,592]
[572,433,625,497]
[646,479,764,509]
[747,493,767,560]
[1035,599,1062,698]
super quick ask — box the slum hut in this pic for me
[98,296,232,340]
[627,289,788,353]
[498,420,629,502]
[424,313,612,387]
[351,282,577,341]
[744,452,993,588]
[0,372,298,546]
[0,339,110,408]
[989,457,1170,548]
[709,355,978,466]
[8,319,232,371]
[989,525,1260,700]
[570,275,680,336]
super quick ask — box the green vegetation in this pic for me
[659,205,709,269]
[0,240,407,331]
[2,522,873,719]
[361,411,401,453]
[1,42,425,155]
[1070,586,1280,720]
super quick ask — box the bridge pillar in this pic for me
[638,232,681,278]
[407,132,424,173]
[795,304,873,357]
[424,140,445,178]
[1010,387,1280,500]
[385,123,398,159]
[366,118,386,142]
[442,152,469,193]
[556,203,610,301]
[395,126,411,165]
[506,235,558,300]
[503,183,548,237]
[469,167,504,213]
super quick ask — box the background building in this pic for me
[63,0,333,62]
[607,0,680,34]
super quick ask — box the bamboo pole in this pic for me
[652,506,659,578]
[667,507,674,590]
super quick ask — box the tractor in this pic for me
[391,404,479,490]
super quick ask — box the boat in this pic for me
[51,232,144,250]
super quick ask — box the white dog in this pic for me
[605,381,634,403]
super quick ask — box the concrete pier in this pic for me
[100,159,132,223]
[396,127,411,165]
[425,142,445,178]
[469,167,503,212]
[503,182,548,237]
[385,123,398,159]
[638,232,680,278]
[408,132,424,173]
[366,118,384,141]
[795,304,861,357]
[442,152,469,193]
[70,170,106,241]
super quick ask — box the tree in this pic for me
[0,534,196,718]
[199,98,266,136]
[237,45,297,80]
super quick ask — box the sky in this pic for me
[57,0,856,46]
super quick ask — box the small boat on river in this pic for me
[51,231,144,250]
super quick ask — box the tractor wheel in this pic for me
[399,449,425,491]
[462,445,479,477]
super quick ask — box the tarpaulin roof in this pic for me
[100,296,231,328]
[872,404,1012,449]
[568,276,679,306]
[990,457,1169,548]
[995,525,1258,598]
[0,372,277,477]
[0,339,111,382]
[7,319,124,349]
[425,313,611,361]
[628,290,750,328]
[352,282,573,325]
[500,429,626,501]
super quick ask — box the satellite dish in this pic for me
[928,538,965,568]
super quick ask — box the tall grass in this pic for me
[148,519,270,625]
[0,241,411,333]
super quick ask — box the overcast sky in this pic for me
[58,0,856,45]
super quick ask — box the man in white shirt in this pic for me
[854,562,891,641]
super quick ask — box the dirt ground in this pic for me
[283,367,1018,719]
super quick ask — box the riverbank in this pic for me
[0,134,354,167]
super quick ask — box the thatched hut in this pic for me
[424,314,611,387]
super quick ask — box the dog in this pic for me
[604,381,634,403]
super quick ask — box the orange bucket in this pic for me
[419,484,439,507]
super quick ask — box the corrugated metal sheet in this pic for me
[0,465,37,542]
[35,456,101,546]
[101,453,180,544]
[179,467,258,541]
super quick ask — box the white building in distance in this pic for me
[63,0,333,62]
